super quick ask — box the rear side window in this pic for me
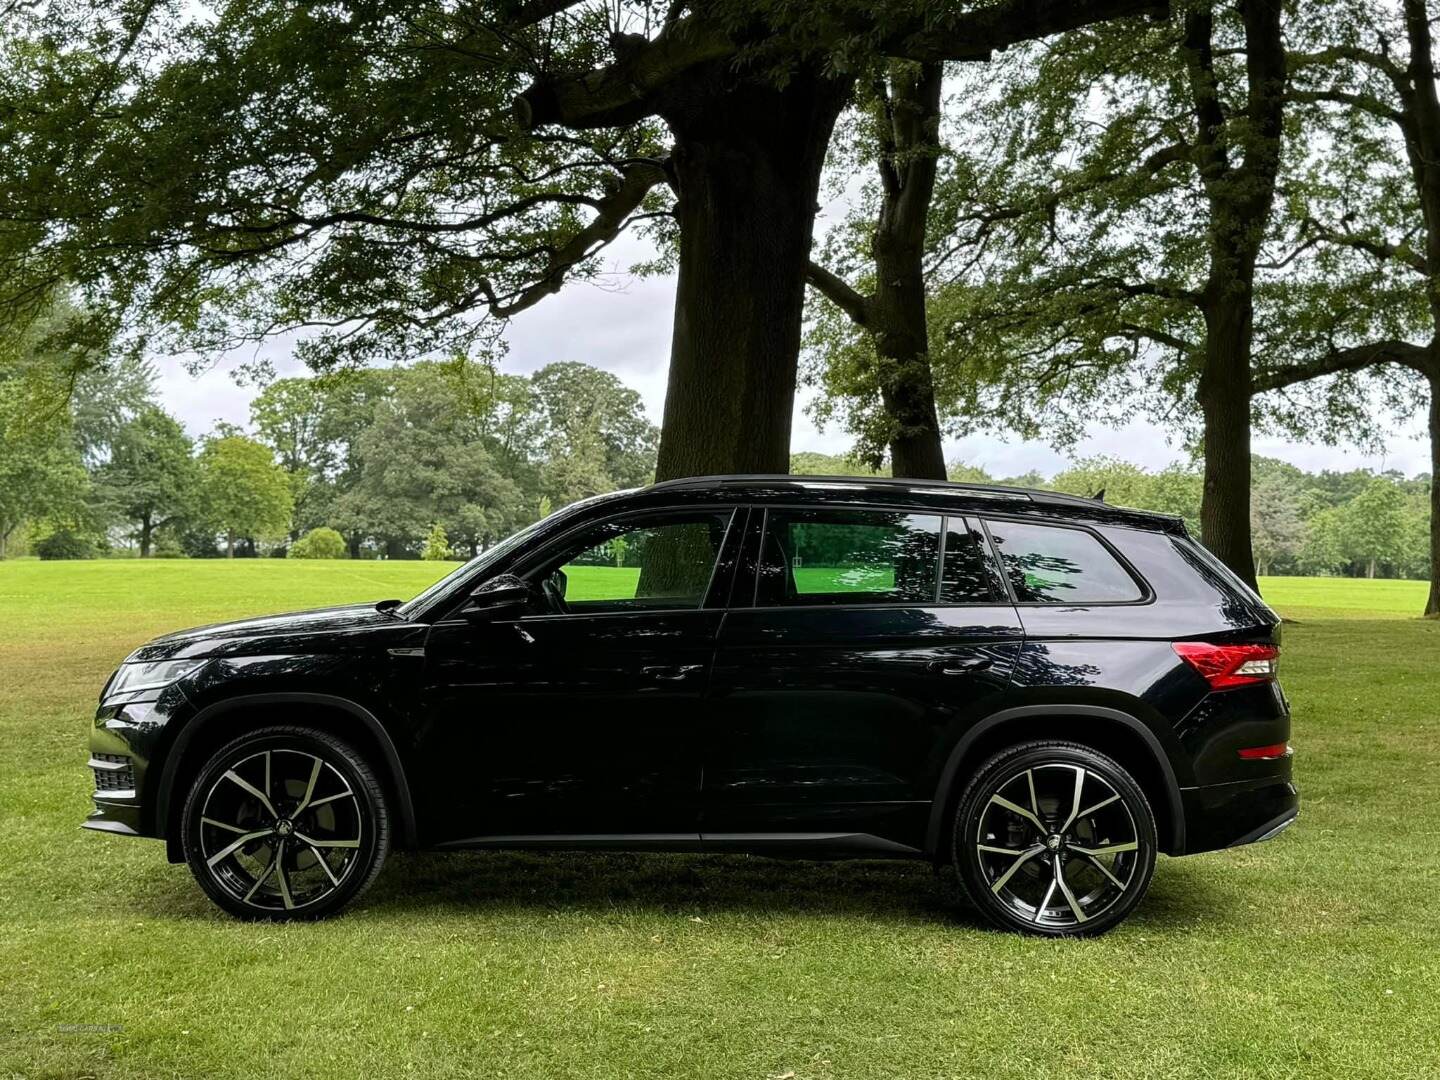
[942,521,1001,603]
[984,520,1142,604]
[758,508,940,606]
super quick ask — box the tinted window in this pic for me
[758,509,940,606]
[985,521,1142,604]
[941,522,1000,603]
[531,511,733,613]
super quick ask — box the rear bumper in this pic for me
[1178,773,1298,855]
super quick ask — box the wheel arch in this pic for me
[157,692,418,862]
[925,704,1185,858]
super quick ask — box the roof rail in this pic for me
[648,473,1059,502]
[640,474,1188,526]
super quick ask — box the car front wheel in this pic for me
[952,740,1157,936]
[180,725,390,920]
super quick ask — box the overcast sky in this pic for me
[153,234,1431,480]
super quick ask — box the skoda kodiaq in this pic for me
[87,475,1297,935]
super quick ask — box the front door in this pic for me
[420,507,742,844]
[704,507,1022,852]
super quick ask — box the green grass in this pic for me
[3,563,1440,1079]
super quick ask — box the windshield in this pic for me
[394,516,552,619]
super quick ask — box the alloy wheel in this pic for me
[197,747,364,913]
[973,762,1144,930]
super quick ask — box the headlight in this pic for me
[105,659,208,698]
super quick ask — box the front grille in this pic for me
[91,753,135,794]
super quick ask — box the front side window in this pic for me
[757,508,942,606]
[984,520,1142,604]
[529,510,734,614]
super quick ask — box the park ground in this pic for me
[2,560,1439,1078]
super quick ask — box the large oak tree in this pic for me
[0,0,1164,483]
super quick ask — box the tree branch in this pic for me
[516,0,1170,129]
[497,0,588,28]
[1181,9,1230,180]
[886,0,1170,63]
[1289,45,1408,83]
[1119,322,1192,353]
[805,261,871,327]
[1303,216,1429,274]
[1097,276,1205,306]
[1285,88,1405,124]
[1253,339,1431,392]
[480,160,669,317]
[515,21,732,130]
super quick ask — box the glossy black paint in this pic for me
[86,474,1296,867]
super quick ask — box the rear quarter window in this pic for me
[984,520,1144,604]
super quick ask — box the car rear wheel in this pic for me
[952,740,1156,936]
[180,725,390,920]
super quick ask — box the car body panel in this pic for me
[705,603,1023,847]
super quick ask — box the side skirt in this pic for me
[430,832,924,860]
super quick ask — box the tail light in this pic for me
[1237,742,1290,760]
[1172,641,1278,690]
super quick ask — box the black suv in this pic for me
[87,475,1297,935]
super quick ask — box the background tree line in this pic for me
[793,451,1432,582]
[1,330,656,560]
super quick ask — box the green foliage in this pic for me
[1250,470,1307,577]
[267,359,658,557]
[420,524,452,562]
[531,362,658,501]
[330,362,527,557]
[1050,458,1203,536]
[0,2,668,374]
[288,527,347,560]
[1312,478,1413,578]
[33,527,97,560]
[197,436,294,555]
[95,406,199,554]
[788,451,886,477]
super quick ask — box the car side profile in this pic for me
[86,475,1297,935]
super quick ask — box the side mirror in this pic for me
[461,574,531,621]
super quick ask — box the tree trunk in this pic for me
[871,63,947,481]
[653,67,851,480]
[1184,1,1282,592]
[140,514,153,558]
[1427,368,1440,616]
[226,530,235,558]
[1198,298,1259,588]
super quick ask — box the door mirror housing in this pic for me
[461,574,531,621]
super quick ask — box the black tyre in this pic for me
[180,725,390,920]
[952,740,1156,936]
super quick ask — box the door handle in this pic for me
[642,664,704,683]
[930,657,993,676]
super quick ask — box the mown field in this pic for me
[2,560,1438,1079]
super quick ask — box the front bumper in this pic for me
[83,691,185,840]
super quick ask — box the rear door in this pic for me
[703,506,1023,851]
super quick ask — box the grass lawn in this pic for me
[3,562,1439,1079]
